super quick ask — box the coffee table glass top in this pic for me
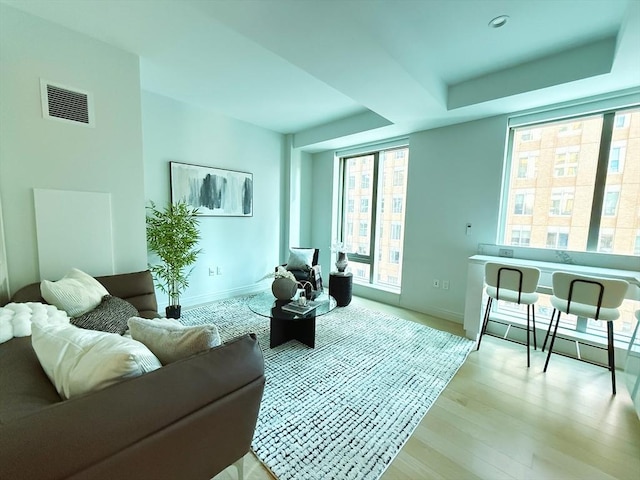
[248,291,337,320]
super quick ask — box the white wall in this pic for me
[310,115,508,323]
[141,91,285,308]
[0,5,147,294]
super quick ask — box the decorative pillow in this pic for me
[0,302,70,344]
[71,295,137,335]
[286,248,315,271]
[31,322,161,400]
[128,316,221,365]
[40,268,109,317]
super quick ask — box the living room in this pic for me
[1,1,639,479]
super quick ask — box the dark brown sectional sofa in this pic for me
[0,270,265,480]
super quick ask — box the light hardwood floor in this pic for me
[214,297,640,480]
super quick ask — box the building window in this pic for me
[513,189,534,215]
[554,147,579,177]
[499,106,640,256]
[348,175,355,189]
[597,229,614,253]
[339,145,409,290]
[546,228,569,249]
[510,226,531,246]
[390,223,402,240]
[361,174,370,189]
[614,114,628,128]
[517,153,537,178]
[347,199,354,212]
[392,196,403,214]
[549,188,574,216]
[634,231,640,255]
[393,168,404,186]
[608,141,626,173]
[603,187,620,216]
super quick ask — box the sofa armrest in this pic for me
[0,334,265,480]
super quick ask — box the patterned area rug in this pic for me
[181,296,474,480]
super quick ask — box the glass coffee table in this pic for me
[248,291,337,348]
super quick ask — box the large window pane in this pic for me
[343,155,374,256]
[501,107,640,255]
[339,145,408,290]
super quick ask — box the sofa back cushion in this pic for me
[8,270,158,319]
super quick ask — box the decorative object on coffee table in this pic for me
[145,200,202,319]
[329,272,353,306]
[269,266,298,300]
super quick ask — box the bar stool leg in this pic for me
[477,297,492,351]
[607,321,616,395]
[531,306,537,350]
[544,311,562,372]
[542,309,557,352]
[526,304,531,368]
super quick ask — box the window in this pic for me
[603,187,620,216]
[635,231,640,255]
[597,229,614,253]
[348,175,355,189]
[549,188,574,216]
[615,114,628,128]
[546,227,569,249]
[513,189,534,215]
[347,199,354,213]
[608,141,626,173]
[499,106,640,256]
[510,226,531,246]
[554,147,579,177]
[339,145,409,290]
[517,153,537,178]
[390,223,402,240]
[392,196,403,213]
[361,174,370,189]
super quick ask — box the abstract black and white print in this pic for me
[170,161,253,216]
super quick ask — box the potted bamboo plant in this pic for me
[146,200,202,319]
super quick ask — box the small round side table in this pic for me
[329,272,353,307]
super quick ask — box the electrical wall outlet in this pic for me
[433,279,440,288]
[208,267,216,276]
[442,280,450,290]
[498,248,514,258]
[216,266,223,275]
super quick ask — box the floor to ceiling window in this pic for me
[338,143,409,291]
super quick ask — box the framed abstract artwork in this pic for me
[170,162,253,217]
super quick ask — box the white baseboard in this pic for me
[158,284,267,312]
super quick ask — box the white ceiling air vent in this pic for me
[40,80,94,127]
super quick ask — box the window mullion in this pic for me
[586,112,615,251]
[369,153,380,284]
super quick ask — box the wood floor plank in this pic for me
[212,296,640,480]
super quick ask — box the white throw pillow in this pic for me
[286,248,315,271]
[31,322,161,399]
[128,316,221,365]
[41,268,109,317]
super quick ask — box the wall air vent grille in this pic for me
[40,80,94,127]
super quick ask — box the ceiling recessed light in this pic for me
[488,15,509,28]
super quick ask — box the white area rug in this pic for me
[181,296,474,480]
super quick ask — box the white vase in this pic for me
[336,252,348,273]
